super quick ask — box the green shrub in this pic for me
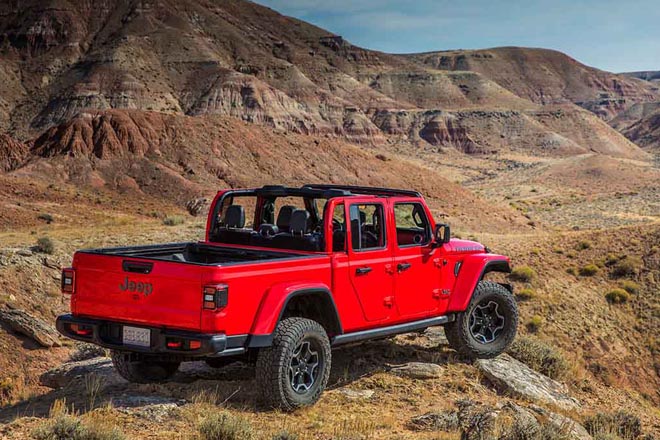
[36,236,55,254]
[605,289,630,305]
[552,247,564,255]
[272,432,299,440]
[579,264,599,276]
[611,256,643,278]
[508,336,570,380]
[618,280,640,295]
[576,240,592,250]
[530,248,541,256]
[605,254,620,267]
[162,216,184,226]
[510,266,537,283]
[37,213,54,224]
[199,412,254,440]
[566,267,578,276]
[32,401,124,440]
[516,288,536,301]
[526,315,543,333]
[584,411,641,440]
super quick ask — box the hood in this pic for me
[447,239,486,254]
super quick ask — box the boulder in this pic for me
[185,197,209,216]
[530,405,592,440]
[408,410,459,431]
[476,354,580,409]
[390,362,443,379]
[336,388,375,400]
[0,308,61,347]
[40,357,120,389]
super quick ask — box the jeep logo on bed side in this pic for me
[119,277,153,296]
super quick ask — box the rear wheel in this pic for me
[111,351,180,383]
[445,281,518,359]
[256,317,331,411]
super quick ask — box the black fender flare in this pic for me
[247,288,343,348]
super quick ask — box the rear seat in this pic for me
[270,209,323,251]
[215,205,254,245]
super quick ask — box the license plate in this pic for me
[122,326,151,347]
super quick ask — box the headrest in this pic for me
[258,223,279,238]
[289,209,310,236]
[224,205,245,228]
[276,205,296,230]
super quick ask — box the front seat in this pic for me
[276,205,296,233]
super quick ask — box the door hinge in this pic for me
[384,264,395,275]
[383,296,394,308]
[433,258,447,268]
[433,288,450,299]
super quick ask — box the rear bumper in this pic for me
[56,314,247,358]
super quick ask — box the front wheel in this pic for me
[111,351,180,383]
[445,281,518,359]
[255,317,331,411]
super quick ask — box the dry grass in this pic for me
[198,411,255,440]
[510,266,537,282]
[507,336,570,380]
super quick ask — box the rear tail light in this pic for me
[166,338,202,350]
[202,284,229,310]
[61,268,75,294]
[69,324,92,336]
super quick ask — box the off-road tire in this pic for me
[111,350,180,383]
[445,281,518,359]
[256,317,331,411]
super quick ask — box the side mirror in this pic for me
[434,223,451,246]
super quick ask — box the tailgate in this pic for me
[72,252,207,331]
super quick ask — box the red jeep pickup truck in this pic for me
[57,184,517,410]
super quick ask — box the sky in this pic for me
[252,0,660,73]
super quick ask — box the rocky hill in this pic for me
[409,47,659,119]
[0,0,651,164]
[622,71,660,83]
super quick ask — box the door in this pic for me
[392,201,442,317]
[346,201,394,322]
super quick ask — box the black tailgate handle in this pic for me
[122,260,153,274]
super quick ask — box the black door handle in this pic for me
[355,266,372,275]
[397,262,412,272]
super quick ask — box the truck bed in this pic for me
[80,242,312,265]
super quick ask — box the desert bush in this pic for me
[579,264,599,276]
[584,411,641,440]
[618,280,640,295]
[38,213,54,223]
[576,240,592,250]
[605,289,630,305]
[516,288,536,301]
[0,377,14,404]
[604,254,621,267]
[526,315,543,333]
[510,266,537,282]
[552,247,564,254]
[566,267,578,276]
[272,431,299,440]
[36,236,55,254]
[199,412,254,440]
[508,336,570,380]
[163,215,184,226]
[501,417,571,440]
[33,399,124,440]
[611,256,643,278]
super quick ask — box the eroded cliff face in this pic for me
[0,134,28,171]
[409,47,659,120]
